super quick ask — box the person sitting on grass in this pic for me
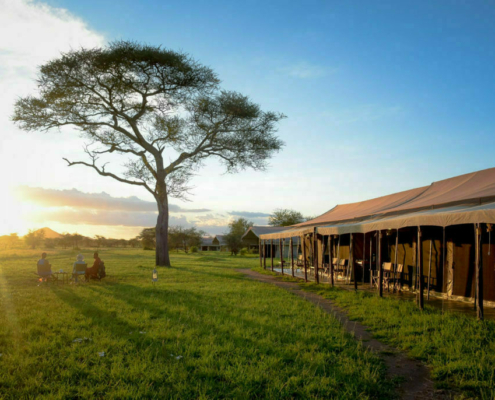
[85,252,101,281]
[37,252,52,280]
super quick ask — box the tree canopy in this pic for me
[13,41,285,266]
[224,217,253,255]
[268,209,305,226]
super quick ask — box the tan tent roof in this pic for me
[259,227,314,240]
[380,167,495,215]
[242,226,292,240]
[293,186,429,228]
[317,202,495,235]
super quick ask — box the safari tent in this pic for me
[258,167,495,319]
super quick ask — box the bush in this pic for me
[190,246,198,253]
[240,247,248,256]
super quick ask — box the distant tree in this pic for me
[304,215,317,222]
[72,233,83,248]
[13,41,285,267]
[128,238,140,248]
[44,238,57,249]
[24,229,45,249]
[59,233,72,249]
[7,233,20,249]
[224,218,253,256]
[268,209,305,227]
[94,235,107,248]
[168,226,205,253]
[138,228,156,250]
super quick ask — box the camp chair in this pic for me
[36,262,56,284]
[72,263,87,283]
[382,262,393,291]
[392,264,404,291]
[335,259,347,281]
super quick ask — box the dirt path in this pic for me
[239,269,452,400]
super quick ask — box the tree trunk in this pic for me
[155,193,171,267]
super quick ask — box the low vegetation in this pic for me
[253,267,495,399]
[0,249,394,399]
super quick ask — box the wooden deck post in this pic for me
[351,233,357,290]
[417,227,424,310]
[259,239,262,268]
[290,237,294,277]
[328,235,335,286]
[302,235,308,282]
[280,238,284,275]
[394,230,399,293]
[314,228,319,284]
[378,231,383,297]
[475,224,483,320]
[263,239,267,269]
[370,234,373,288]
[362,233,366,284]
[270,240,274,272]
[427,238,432,300]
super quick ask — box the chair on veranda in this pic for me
[335,259,348,281]
[73,263,87,283]
[392,264,404,291]
[382,262,393,291]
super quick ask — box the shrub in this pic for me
[190,246,198,253]
[240,247,248,256]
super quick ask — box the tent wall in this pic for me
[449,225,476,298]
[481,228,495,302]
[386,228,416,289]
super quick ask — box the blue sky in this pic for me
[1,0,495,237]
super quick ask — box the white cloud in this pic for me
[280,61,333,79]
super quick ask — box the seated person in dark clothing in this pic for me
[37,252,52,279]
[85,252,101,280]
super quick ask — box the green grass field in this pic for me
[254,268,495,399]
[0,248,395,399]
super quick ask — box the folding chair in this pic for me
[73,263,87,283]
[36,262,56,284]
[335,259,348,281]
[392,264,404,291]
[382,262,393,291]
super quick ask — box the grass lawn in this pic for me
[253,268,495,399]
[0,248,395,399]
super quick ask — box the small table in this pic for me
[53,272,70,284]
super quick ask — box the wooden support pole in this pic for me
[362,233,366,284]
[314,229,319,284]
[329,235,334,286]
[351,233,357,290]
[290,237,294,277]
[417,227,424,310]
[280,238,284,275]
[370,234,373,288]
[270,240,274,272]
[259,239,262,268]
[302,235,308,282]
[475,224,483,320]
[427,239,432,300]
[263,239,266,269]
[394,230,399,293]
[442,227,446,295]
[378,231,383,297]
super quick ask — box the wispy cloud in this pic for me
[280,61,334,79]
[14,186,211,213]
[229,211,271,218]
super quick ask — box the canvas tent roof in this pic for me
[317,202,495,235]
[214,235,227,246]
[241,226,292,240]
[293,186,429,228]
[379,167,495,215]
[259,167,495,240]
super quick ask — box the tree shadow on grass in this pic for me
[166,265,248,281]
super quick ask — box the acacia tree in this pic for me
[268,208,305,226]
[13,41,284,266]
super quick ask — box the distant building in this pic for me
[200,235,229,251]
